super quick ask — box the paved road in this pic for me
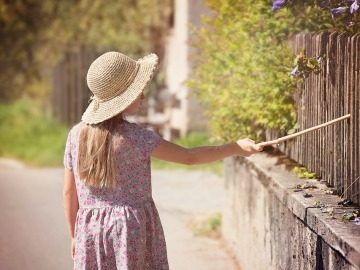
[0,160,239,270]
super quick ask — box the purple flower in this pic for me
[290,67,301,76]
[272,0,286,11]
[355,217,360,225]
[319,0,330,8]
[350,1,359,13]
[330,7,348,18]
[344,0,354,3]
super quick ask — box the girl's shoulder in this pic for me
[70,122,84,132]
[121,120,163,156]
[67,122,85,140]
[72,122,85,131]
[122,120,162,141]
[122,120,153,135]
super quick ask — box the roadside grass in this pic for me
[0,98,223,173]
[151,132,224,175]
[187,212,222,239]
[0,98,69,167]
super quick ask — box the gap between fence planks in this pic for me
[257,114,351,147]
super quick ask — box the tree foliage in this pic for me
[0,0,173,101]
[0,0,55,100]
[189,0,342,142]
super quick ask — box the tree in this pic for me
[0,0,58,101]
[0,0,173,102]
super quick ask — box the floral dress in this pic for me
[64,121,169,270]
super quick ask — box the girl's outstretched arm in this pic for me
[151,138,262,165]
[63,168,79,259]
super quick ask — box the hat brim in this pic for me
[81,53,158,124]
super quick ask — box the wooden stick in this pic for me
[257,114,351,147]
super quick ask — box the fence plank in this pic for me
[268,32,359,204]
[51,51,99,125]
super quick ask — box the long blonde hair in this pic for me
[78,113,124,189]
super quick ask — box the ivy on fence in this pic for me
[290,50,326,80]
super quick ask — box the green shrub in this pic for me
[0,98,69,166]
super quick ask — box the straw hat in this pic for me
[81,51,158,124]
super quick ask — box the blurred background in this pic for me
[1,0,356,167]
[1,0,359,269]
[0,1,229,269]
[0,0,215,168]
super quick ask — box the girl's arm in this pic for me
[151,138,262,165]
[63,168,79,258]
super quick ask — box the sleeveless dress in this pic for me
[64,121,169,270]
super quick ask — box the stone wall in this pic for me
[222,153,360,270]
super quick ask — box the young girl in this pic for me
[63,51,262,270]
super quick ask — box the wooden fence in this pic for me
[52,51,100,125]
[267,32,360,204]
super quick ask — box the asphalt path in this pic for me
[0,160,239,270]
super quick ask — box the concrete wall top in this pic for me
[233,152,360,268]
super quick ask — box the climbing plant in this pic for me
[0,0,173,102]
[189,0,349,142]
[272,0,360,31]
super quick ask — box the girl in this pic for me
[63,51,262,270]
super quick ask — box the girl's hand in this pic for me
[236,138,263,157]
[71,238,75,260]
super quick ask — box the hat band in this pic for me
[89,63,140,111]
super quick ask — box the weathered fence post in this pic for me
[267,32,360,203]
